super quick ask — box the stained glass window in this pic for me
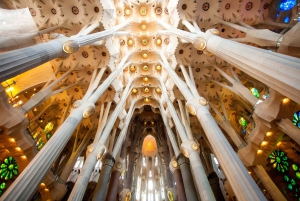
[0,157,18,180]
[296,172,300,179]
[250,88,260,98]
[46,133,51,140]
[44,122,54,133]
[293,111,300,129]
[293,164,299,171]
[238,117,248,128]
[269,150,289,173]
[279,0,296,11]
[0,182,6,196]
[284,16,290,23]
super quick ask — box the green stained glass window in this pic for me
[46,133,51,139]
[0,157,18,180]
[38,141,45,150]
[293,164,299,171]
[296,172,300,179]
[269,150,289,173]
[284,175,289,181]
[293,111,300,129]
[0,182,5,190]
[239,117,248,128]
[44,122,54,133]
[250,88,260,98]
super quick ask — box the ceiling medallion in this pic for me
[210,28,220,35]
[156,88,162,93]
[72,100,82,109]
[83,105,95,118]
[199,97,207,106]
[129,65,136,72]
[172,160,178,168]
[192,143,198,151]
[141,38,148,46]
[139,6,147,16]
[142,52,148,58]
[97,148,106,160]
[193,37,206,50]
[155,65,162,71]
[144,98,150,103]
[63,40,80,54]
[155,7,162,15]
[156,38,162,45]
[127,39,133,46]
[143,65,149,71]
[125,9,131,16]
[143,77,149,82]
[144,87,150,93]
[186,104,196,115]
[132,88,138,94]
[141,24,147,30]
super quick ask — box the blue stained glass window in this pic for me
[284,16,290,23]
[279,0,296,11]
[293,111,300,129]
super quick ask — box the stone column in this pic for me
[253,165,287,201]
[92,153,116,201]
[160,51,266,201]
[0,35,69,82]
[105,157,125,201]
[68,82,132,201]
[187,97,267,201]
[176,153,199,201]
[93,102,135,201]
[169,157,187,201]
[0,100,93,201]
[159,80,214,201]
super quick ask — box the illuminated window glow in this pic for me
[0,157,18,180]
[238,117,248,128]
[279,0,296,11]
[292,111,300,129]
[284,16,290,23]
[250,88,260,98]
[269,150,289,173]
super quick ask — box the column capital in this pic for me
[112,156,126,172]
[102,152,115,167]
[177,153,190,165]
[186,97,209,115]
[180,140,200,158]
[169,157,180,173]
[86,142,105,160]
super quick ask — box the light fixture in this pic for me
[132,88,138,94]
[282,98,289,103]
[141,38,148,46]
[266,132,272,137]
[130,65,136,72]
[143,65,149,71]
[125,9,131,16]
[144,98,150,103]
[127,39,133,46]
[261,141,268,146]
[144,87,150,93]
[140,6,147,16]
[142,52,148,58]
[143,77,149,82]
[156,88,162,93]
[155,65,162,71]
[156,38,162,45]
[141,24,147,30]
[257,150,263,154]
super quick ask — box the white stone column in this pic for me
[0,101,93,201]
[159,79,215,201]
[68,80,133,201]
[187,98,267,201]
[253,165,287,201]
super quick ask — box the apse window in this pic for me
[279,0,296,11]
